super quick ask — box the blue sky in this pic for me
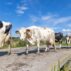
[0,0,71,36]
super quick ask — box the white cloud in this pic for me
[41,14,58,21]
[67,24,71,27]
[50,27,59,31]
[41,16,71,26]
[30,15,39,23]
[6,2,13,5]
[41,16,52,21]
[62,29,71,32]
[29,14,71,28]
[54,17,71,24]
[30,15,55,23]
[16,4,28,15]
[17,10,25,14]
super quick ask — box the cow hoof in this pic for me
[45,48,50,52]
[36,51,40,54]
[25,49,29,55]
[8,52,11,55]
[25,52,29,55]
[54,49,57,52]
[25,53,28,55]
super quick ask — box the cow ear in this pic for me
[0,21,3,28]
[16,30,19,34]
[26,29,32,38]
[26,29,31,32]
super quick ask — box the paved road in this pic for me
[0,47,71,71]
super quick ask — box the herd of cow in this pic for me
[0,21,70,54]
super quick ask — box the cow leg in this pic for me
[26,44,29,54]
[7,40,11,55]
[59,41,62,49]
[45,47,48,52]
[53,43,56,52]
[59,44,62,49]
[8,44,11,54]
[45,41,50,52]
[45,45,50,52]
[37,41,40,54]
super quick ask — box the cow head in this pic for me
[16,28,26,40]
[16,28,35,45]
[55,32,63,42]
[0,21,12,34]
[0,21,12,47]
[16,28,32,40]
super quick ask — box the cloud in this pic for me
[29,14,71,29]
[40,15,57,26]
[30,15,39,23]
[41,14,59,21]
[42,16,71,26]
[6,2,13,5]
[67,24,71,27]
[16,4,28,15]
[30,15,55,23]
[41,15,71,25]
[49,27,59,31]
[54,17,71,24]
[41,16,52,21]
[62,29,71,32]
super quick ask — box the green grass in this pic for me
[53,60,70,71]
[55,41,71,46]
[0,37,71,49]
[60,62,70,71]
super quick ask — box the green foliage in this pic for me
[11,37,27,48]
[13,40,26,47]
[60,62,70,71]
[1,35,71,49]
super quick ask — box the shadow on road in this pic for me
[0,47,58,56]
[0,51,8,56]
[17,48,47,56]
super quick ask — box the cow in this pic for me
[66,35,71,46]
[55,32,63,43]
[16,26,56,54]
[0,21,12,53]
[55,32,63,48]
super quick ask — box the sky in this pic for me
[0,0,71,36]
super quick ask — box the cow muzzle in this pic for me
[5,24,12,34]
[15,30,19,34]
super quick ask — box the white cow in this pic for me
[66,35,71,45]
[0,21,12,53]
[16,26,56,54]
